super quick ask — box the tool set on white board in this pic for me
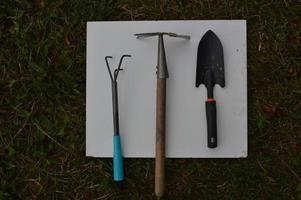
[104,29,226,198]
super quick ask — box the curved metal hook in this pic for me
[114,68,123,80]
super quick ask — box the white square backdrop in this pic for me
[86,20,247,158]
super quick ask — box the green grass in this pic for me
[0,0,300,199]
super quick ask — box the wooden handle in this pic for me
[155,79,166,198]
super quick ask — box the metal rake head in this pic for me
[105,55,131,82]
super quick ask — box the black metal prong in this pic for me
[105,56,114,81]
[115,55,131,80]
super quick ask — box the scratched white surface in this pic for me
[86,21,247,158]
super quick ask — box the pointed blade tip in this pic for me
[204,30,217,37]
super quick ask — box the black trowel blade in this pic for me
[196,30,225,88]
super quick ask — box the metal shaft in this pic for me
[111,81,119,135]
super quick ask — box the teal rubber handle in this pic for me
[113,135,124,181]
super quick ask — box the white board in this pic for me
[86,20,247,158]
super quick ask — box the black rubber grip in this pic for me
[206,100,217,148]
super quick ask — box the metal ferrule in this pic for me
[157,35,169,79]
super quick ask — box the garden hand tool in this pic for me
[196,30,225,148]
[105,54,131,186]
[134,32,190,198]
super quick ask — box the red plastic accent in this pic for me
[206,98,215,102]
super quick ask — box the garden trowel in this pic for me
[196,30,225,148]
